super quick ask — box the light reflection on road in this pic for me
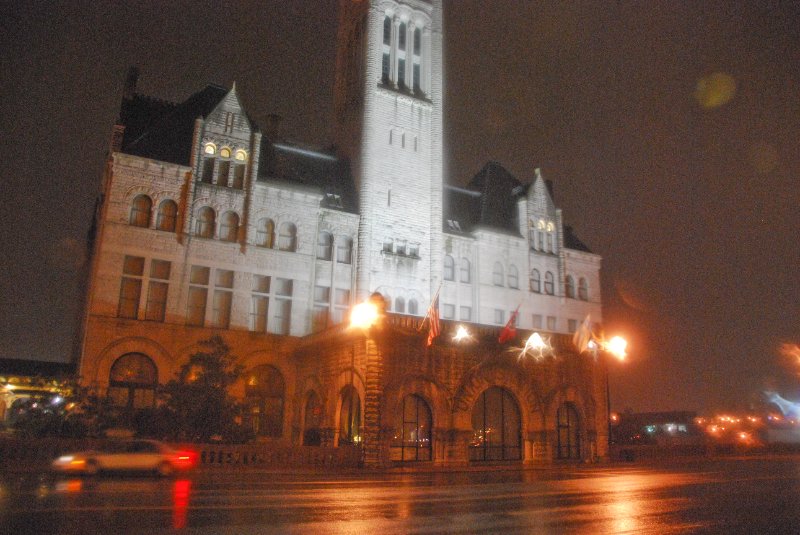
[3,460,800,533]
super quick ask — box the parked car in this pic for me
[52,439,198,476]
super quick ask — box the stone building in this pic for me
[78,0,609,465]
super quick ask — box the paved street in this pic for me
[4,457,800,534]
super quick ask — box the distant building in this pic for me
[77,0,607,466]
[613,411,701,446]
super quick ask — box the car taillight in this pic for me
[173,450,197,469]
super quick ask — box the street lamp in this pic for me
[591,336,627,452]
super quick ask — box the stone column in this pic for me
[361,337,385,467]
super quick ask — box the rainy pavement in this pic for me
[4,457,800,534]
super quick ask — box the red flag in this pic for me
[426,294,440,347]
[498,306,519,343]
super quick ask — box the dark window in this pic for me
[443,255,455,281]
[156,200,177,232]
[339,385,361,446]
[303,391,323,446]
[195,207,215,238]
[201,158,215,184]
[469,387,521,461]
[244,365,285,438]
[565,276,576,298]
[383,16,391,45]
[130,195,152,228]
[232,164,245,189]
[107,353,157,411]
[398,22,406,50]
[544,271,555,295]
[219,212,239,242]
[530,269,541,293]
[557,403,582,459]
[391,394,432,461]
[217,161,230,187]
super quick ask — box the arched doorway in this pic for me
[244,365,285,438]
[556,402,582,460]
[469,386,521,461]
[391,394,432,461]
[108,353,158,411]
[338,385,361,446]
[303,391,323,446]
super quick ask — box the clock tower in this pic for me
[334,0,444,312]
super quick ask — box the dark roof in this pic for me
[564,225,593,253]
[443,162,521,236]
[445,162,594,253]
[0,358,74,378]
[257,140,358,213]
[120,84,231,166]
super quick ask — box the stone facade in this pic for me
[77,0,609,465]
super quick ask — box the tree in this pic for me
[159,336,249,443]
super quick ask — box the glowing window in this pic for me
[204,143,216,155]
[219,147,231,158]
[235,150,247,161]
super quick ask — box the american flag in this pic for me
[426,294,440,347]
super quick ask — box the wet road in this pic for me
[4,457,800,534]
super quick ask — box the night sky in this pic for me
[2,1,798,414]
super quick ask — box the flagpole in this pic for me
[418,282,442,332]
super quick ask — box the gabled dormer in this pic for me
[196,84,254,190]
[526,168,561,255]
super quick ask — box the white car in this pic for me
[52,439,198,476]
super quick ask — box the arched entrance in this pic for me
[556,402,582,460]
[391,394,432,461]
[469,386,521,461]
[244,365,285,438]
[107,353,158,412]
[338,385,361,446]
[303,391,323,446]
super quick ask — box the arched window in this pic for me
[381,16,392,84]
[508,265,519,289]
[219,211,239,242]
[395,296,406,314]
[337,236,353,264]
[391,394,432,461]
[578,278,589,301]
[339,385,361,446]
[244,365,285,438]
[317,232,333,260]
[412,27,422,94]
[492,262,504,286]
[130,195,152,228]
[195,207,215,238]
[544,271,555,295]
[108,353,157,411]
[256,218,275,248]
[557,402,582,460]
[156,200,177,232]
[278,222,297,252]
[408,299,418,315]
[303,391,323,446]
[530,269,541,293]
[397,22,407,88]
[469,387,521,461]
[460,258,471,283]
[565,276,576,298]
[443,255,455,281]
